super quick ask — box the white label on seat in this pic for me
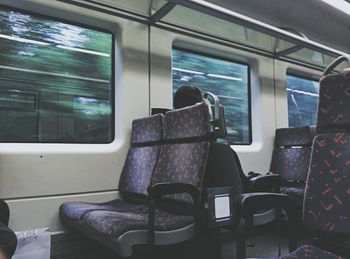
[214,195,230,219]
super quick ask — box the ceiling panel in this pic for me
[205,0,350,53]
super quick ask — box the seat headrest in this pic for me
[317,71,350,133]
[163,102,210,141]
[203,92,227,139]
[131,114,163,145]
[275,126,312,146]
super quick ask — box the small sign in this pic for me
[207,186,235,227]
[214,195,230,219]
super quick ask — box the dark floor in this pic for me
[52,221,313,259]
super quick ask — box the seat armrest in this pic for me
[233,192,298,253]
[247,171,262,179]
[147,182,201,246]
[248,174,281,192]
[147,182,200,203]
[233,192,296,217]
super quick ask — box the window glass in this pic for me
[0,8,113,143]
[287,75,319,127]
[172,48,251,145]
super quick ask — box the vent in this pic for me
[51,232,116,259]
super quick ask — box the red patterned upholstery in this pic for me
[150,102,212,203]
[60,199,141,221]
[271,147,311,182]
[269,127,313,207]
[83,208,193,237]
[163,102,210,140]
[131,114,163,145]
[60,115,163,223]
[271,126,312,181]
[304,133,350,234]
[60,102,212,257]
[118,146,159,196]
[317,71,350,134]
[274,126,312,147]
[274,245,341,259]
[151,142,210,203]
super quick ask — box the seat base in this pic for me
[80,220,195,257]
[60,201,195,257]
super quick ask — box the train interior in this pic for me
[0,0,350,258]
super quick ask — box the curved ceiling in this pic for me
[206,0,350,53]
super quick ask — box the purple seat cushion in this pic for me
[83,209,194,237]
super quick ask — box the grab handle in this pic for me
[323,55,350,76]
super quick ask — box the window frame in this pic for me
[0,5,116,144]
[172,46,252,145]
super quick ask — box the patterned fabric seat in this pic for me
[317,70,350,134]
[83,209,193,237]
[303,133,350,234]
[270,126,313,206]
[60,114,163,224]
[60,199,141,222]
[256,69,350,259]
[61,102,213,257]
[271,245,341,259]
[244,70,350,259]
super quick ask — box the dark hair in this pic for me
[174,85,203,109]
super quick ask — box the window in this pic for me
[172,48,251,144]
[287,75,319,127]
[0,8,113,143]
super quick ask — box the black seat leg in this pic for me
[236,218,251,259]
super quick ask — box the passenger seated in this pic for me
[151,85,202,115]
[173,85,203,109]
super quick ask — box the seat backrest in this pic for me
[203,92,227,139]
[118,114,163,198]
[317,70,350,134]
[270,126,312,181]
[150,102,211,203]
[303,133,350,234]
[304,70,350,236]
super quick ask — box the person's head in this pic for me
[173,85,202,109]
